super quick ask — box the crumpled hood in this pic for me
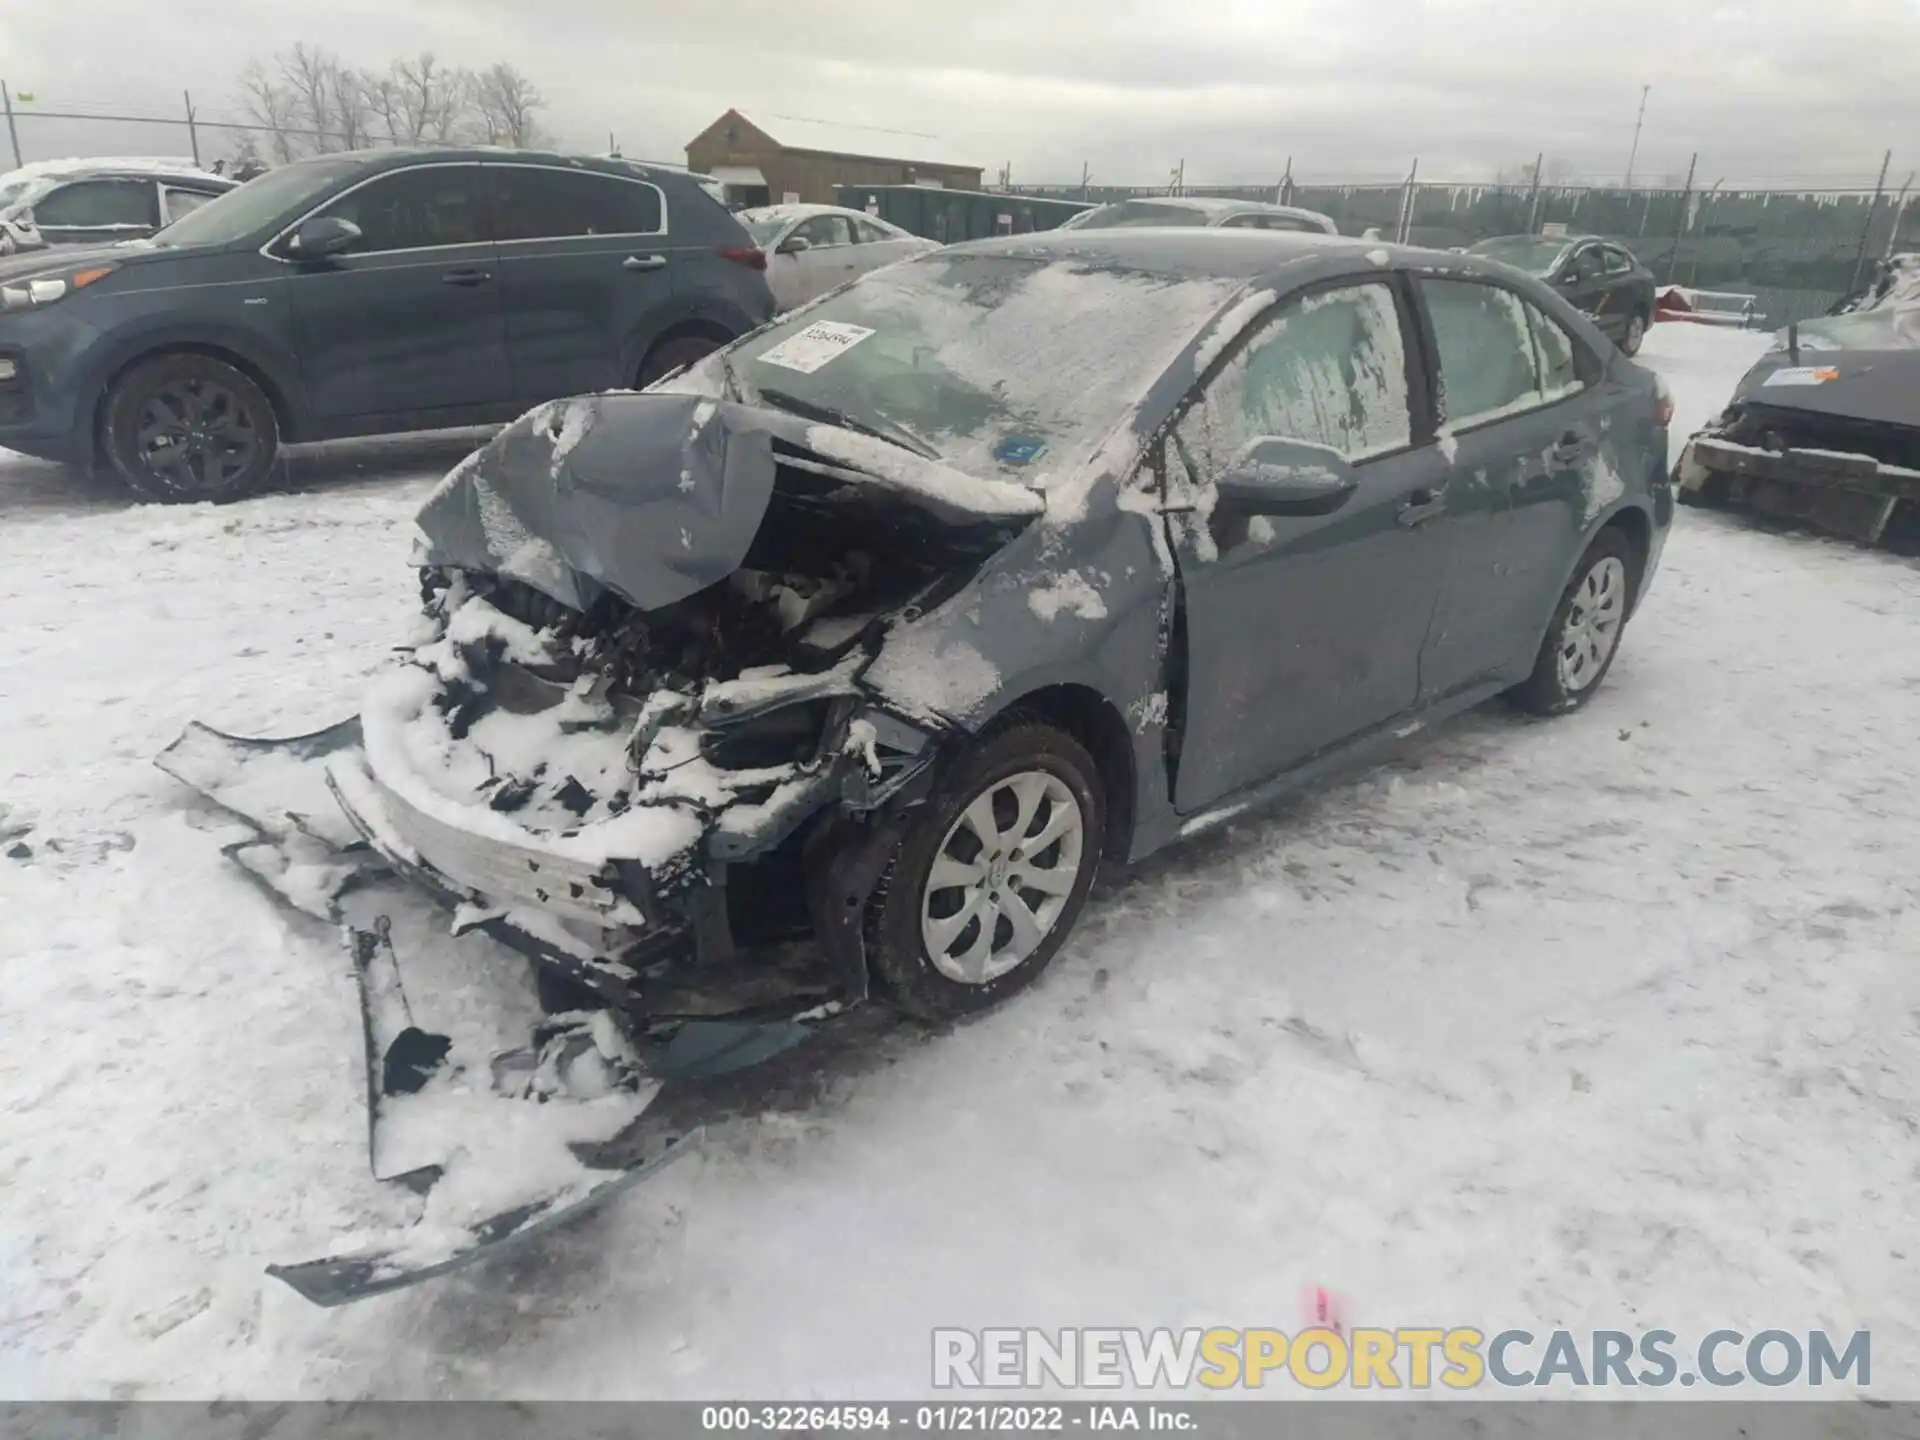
[1733,307,1920,431]
[413,391,1045,613]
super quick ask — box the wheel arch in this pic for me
[990,682,1138,863]
[1598,502,1653,613]
[91,338,304,458]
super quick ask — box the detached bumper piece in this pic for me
[1679,433,1920,550]
[155,720,844,1306]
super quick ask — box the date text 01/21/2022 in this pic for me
[699,1405,1197,1431]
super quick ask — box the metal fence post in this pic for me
[183,90,200,167]
[1279,155,1293,207]
[1523,151,1543,232]
[1847,149,1893,295]
[1663,152,1697,285]
[2,81,21,168]
[1396,157,1419,243]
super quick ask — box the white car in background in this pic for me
[1057,196,1339,235]
[737,204,939,311]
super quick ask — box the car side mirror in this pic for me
[776,235,811,255]
[287,216,363,259]
[1216,437,1358,516]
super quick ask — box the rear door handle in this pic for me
[440,267,492,286]
[624,254,668,272]
[1397,488,1446,527]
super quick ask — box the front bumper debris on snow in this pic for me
[155,390,1037,1302]
[1678,427,1920,549]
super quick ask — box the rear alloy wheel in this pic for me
[1620,311,1648,356]
[868,723,1105,1020]
[104,354,279,503]
[1506,528,1638,716]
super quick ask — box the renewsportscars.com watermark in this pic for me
[932,1327,1871,1391]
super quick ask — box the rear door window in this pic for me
[793,214,854,248]
[1527,303,1585,400]
[161,186,220,223]
[1174,280,1414,472]
[312,165,491,252]
[491,167,663,241]
[32,178,160,230]
[1420,278,1547,427]
[853,217,900,244]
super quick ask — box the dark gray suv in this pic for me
[0,149,776,501]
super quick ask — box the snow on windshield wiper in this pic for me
[752,387,938,460]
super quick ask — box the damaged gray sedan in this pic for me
[164,229,1671,1302]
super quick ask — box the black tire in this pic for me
[1619,310,1648,357]
[867,722,1106,1022]
[103,353,279,503]
[1506,527,1640,717]
[637,334,724,389]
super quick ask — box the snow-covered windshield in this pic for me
[1468,236,1572,276]
[694,251,1246,489]
[0,177,35,208]
[1071,201,1215,230]
[152,156,364,248]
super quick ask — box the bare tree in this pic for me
[474,63,547,148]
[330,62,374,150]
[238,60,303,163]
[390,53,470,143]
[278,42,337,151]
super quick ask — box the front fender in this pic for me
[73,317,311,443]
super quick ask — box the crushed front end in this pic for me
[156,390,1041,1303]
[1677,298,1920,549]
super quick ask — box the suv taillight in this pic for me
[720,246,768,272]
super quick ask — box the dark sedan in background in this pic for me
[0,149,775,501]
[1469,233,1657,356]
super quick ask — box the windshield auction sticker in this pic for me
[1763,365,1841,386]
[755,321,876,374]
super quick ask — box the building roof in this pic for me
[727,112,974,169]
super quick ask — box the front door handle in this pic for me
[624,254,668,272]
[441,267,493,286]
[1397,488,1446,527]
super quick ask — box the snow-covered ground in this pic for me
[4,326,1918,1399]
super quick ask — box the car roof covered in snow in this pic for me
[936,226,1433,284]
[0,156,235,190]
[737,203,886,225]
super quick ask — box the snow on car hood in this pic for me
[413,392,1045,614]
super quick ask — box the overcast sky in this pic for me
[4,0,1915,188]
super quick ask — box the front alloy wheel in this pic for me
[868,721,1105,1020]
[104,353,280,503]
[921,770,1087,985]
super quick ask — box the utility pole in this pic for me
[183,90,200,167]
[2,81,21,169]
[1623,84,1651,188]
[1848,149,1893,295]
[1170,159,1184,196]
[1279,155,1294,206]
[1080,161,1090,198]
[1523,149,1544,232]
[1663,151,1697,285]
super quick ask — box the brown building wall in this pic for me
[685,112,982,205]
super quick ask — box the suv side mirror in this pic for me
[1216,437,1358,516]
[776,234,811,255]
[287,216,363,259]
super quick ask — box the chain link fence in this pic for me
[1012,175,1916,326]
[6,88,1910,329]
